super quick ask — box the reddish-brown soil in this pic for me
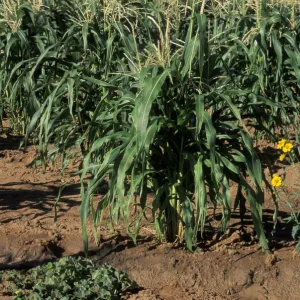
[1,126,300,300]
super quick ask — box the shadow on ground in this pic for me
[0,182,81,223]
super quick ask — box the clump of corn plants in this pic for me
[1,0,300,253]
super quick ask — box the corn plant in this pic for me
[1,0,300,253]
[79,2,272,253]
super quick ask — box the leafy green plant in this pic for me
[0,256,136,299]
[1,0,300,253]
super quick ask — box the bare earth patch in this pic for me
[0,133,300,300]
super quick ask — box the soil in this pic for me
[1,123,300,300]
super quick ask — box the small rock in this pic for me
[170,258,178,267]
[265,254,279,265]
[227,249,237,255]
[33,219,40,225]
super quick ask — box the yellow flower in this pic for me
[15,290,21,295]
[277,139,287,149]
[271,174,282,187]
[279,154,285,161]
[282,142,293,153]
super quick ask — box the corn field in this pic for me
[1,0,300,254]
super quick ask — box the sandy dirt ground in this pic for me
[1,127,300,300]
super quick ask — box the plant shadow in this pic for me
[0,182,81,223]
[203,208,295,251]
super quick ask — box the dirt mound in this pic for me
[93,237,299,300]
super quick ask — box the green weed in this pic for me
[0,256,136,299]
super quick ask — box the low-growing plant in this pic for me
[0,256,136,299]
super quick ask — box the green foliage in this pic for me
[284,207,300,254]
[1,0,300,253]
[271,140,300,254]
[0,256,136,299]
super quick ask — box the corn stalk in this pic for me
[1,0,300,254]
